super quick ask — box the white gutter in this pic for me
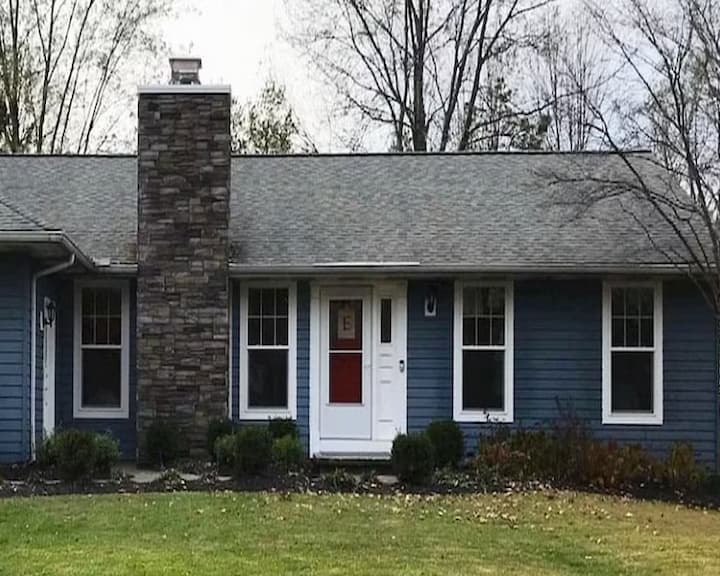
[0,231,93,270]
[30,254,76,459]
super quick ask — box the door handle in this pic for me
[399,360,405,373]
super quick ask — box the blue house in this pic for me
[0,60,717,470]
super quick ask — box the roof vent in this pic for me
[169,57,202,85]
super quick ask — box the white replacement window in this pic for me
[602,281,663,425]
[239,283,297,419]
[454,281,514,422]
[73,280,130,419]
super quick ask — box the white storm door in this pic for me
[320,287,372,440]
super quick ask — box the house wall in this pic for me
[0,255,32,463]
[407,278,719,468]
[54,277,138,459]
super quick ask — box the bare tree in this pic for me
[526,5,614,151]
[575,0,720,316]
[288,0,553,151]
[0,0,171,154]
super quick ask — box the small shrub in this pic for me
[37,434,59,468]
[53,429,97,482]
[426,420,464,469]
[665,442,706,492]
[323,468,357,491]
[272,435,305,472]
[268,418,298,440]
[93,434,120,477]
[233,426,273,476]
[145,421,182,468]
[214,434,236,471]
[391,433,435,485]
[207,419,234,459]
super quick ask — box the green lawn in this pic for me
[0,490,718,575]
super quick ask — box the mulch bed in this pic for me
[2,461,719,510]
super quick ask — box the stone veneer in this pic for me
[136,87,231,459]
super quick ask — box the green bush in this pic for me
[53,429,98,482]
[268,418,298,440]
[233,426,273,476]
[391,433,435,485]
[145,421,182,468]
[665,442,707,492]
[207,419,234,459]
[323,468,357,491]
[214,434,236,471]
[426,420,465,469]
[93,434,120,477]
[272,435,305,472]
[37,434,59,468]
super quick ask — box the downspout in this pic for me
[30,254,76,459]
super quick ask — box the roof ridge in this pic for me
[0,192,51,230]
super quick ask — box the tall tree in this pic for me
[288,0,553,151]
[0,0,171,153]
[526,5,613,151]
[232,80,314,155]
[574,0,720,317]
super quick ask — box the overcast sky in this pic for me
[162,0,334,149]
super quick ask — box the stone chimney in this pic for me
[136,58,231,459]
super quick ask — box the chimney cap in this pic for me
[169,57,202,85]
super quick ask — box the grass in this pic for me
[0,490,719,575]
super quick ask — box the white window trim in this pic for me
[73,279,130,419]
[453,280,514,423]
[602,280,664,426]
[239,281,297,420]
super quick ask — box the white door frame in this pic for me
[309,280,408,458]
[42,297,57,438]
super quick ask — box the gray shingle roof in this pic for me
[0,152,687,270]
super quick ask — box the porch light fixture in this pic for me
[424,286,438,317]
[43,299,56,328]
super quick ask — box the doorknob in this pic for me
[399,360,405,373]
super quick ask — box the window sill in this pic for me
[602,412,663,426]
[238,408,296,421]
[453,410,513,424]
[73,407,129,420]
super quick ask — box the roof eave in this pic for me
[0,231,95,270]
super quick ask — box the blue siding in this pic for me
[0,256,31,463]
[408,278,719,469]
[55,277,137,459]
[231,280,311,453]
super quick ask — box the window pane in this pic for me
[248,289,261,316]
[611,318,625,348]
[463,317,476,346]
[626,318,639,347]
[478,289,491,315]
[261,288,275,315]
[626,289,640,315]
[276,317,288,346]
[330,300,362,350]
[82,349,121,408]
[82,318,94,346]
[462,350,504,411]
[612,351,653,412]
[463,288,476,316]
[491,318,504,346]
[248,349,288,408]
[477,317,491,346]
[95,290,109,316]
[109,289,122,316]
[380,299,392,344]
[639,289,653,316]
[261,317,275,346]
[82,288,94,316]
[276,289,289,316]
[489,287,505,315]
[611,288,625,316]
[248,318,260,346]
[95,317,109,345]
[109,318,122,346]
[640,318,654,348]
